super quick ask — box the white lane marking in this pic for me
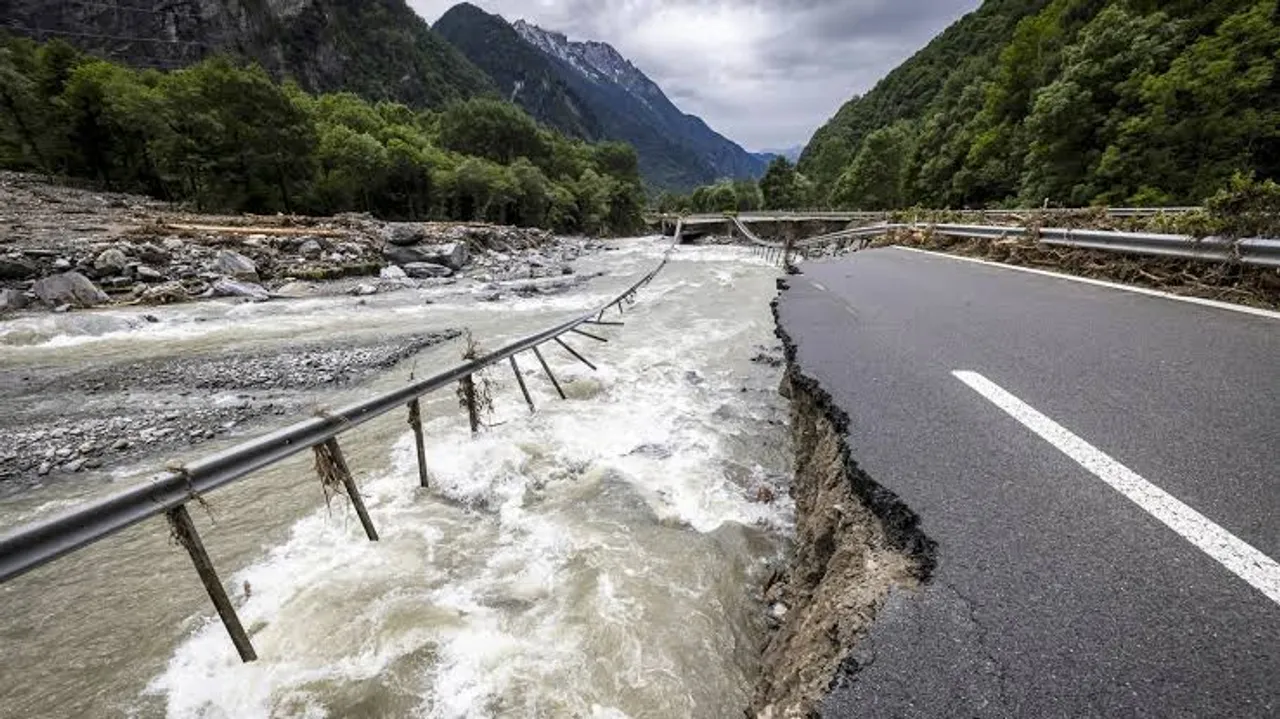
[953,370,1280,606]
[894,246,1280,321]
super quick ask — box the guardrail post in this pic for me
[510,356,535,413]
[314,438,378,541]
[407,399,430,489]
[532,346,567,400]
[460,375,481,434]
[166,504,257,663]
[554,337,597,371]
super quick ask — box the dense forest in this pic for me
[797,0,1280,209]
[0,35,646,235]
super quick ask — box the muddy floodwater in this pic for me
[0,237,793,719]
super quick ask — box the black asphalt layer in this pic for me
[776,248,1280,718]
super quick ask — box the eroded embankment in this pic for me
[753,287,936,718]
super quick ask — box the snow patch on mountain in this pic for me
[513,20,659,109]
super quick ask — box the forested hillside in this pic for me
[800,0,1280,209]
[2,0,496,109]
[0,36,645,235]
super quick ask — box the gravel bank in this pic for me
[0,330,461,493]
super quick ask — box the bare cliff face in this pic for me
[1,0,494,108]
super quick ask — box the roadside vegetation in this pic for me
[801,0,1280,210]
[0,35,646,236]
[665,1,1280,216]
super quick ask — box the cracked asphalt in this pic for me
[777,248,1280,718]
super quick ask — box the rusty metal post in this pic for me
[317,438,378,541]
[510,355,535,413]
[460,374,481,434]
[407,399,430,488]
[166,504,257,663]
[532,346,567,400]
[554,337,597,371]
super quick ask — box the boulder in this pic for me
[208,250,258,280]
[0,288,28,312]
[94,248,129,276]
[384,223,428,246]
[402,262,453,279]
[135,265,167,283]
[379,265,408,281]
[0,255,38,280]
[383,242,469,271]
[136,243,170,265]
[138,281,189,305]
[349,283,379,296]
[32,272,110,308]
[211,278,269,302]
[274,281,318,298]
[298,239,325,258]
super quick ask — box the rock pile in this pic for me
[0,172,597,313]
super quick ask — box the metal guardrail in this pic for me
[0,226,682,661]
[726,217,1280,268]
[661,207,1206,223]
[916,224,1280,268]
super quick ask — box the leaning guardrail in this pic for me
[907,224,1280,268]
[0,226,682,662]
[735,218,1280,269]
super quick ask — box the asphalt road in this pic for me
[776,247,1280,718]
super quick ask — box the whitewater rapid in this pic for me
[0,238,792,718]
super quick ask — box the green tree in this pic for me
[510,157,551,227]
[830,123,915,209]
[759,156,803,210]
[573,168,612,235]
[58,60,167,193]
[0,38,49,170]
[438,97,548,165]
[1098,0,1280,203]
[1021,6,1179,205]
[154,57,316,212]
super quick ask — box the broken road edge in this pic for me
[751,276,939,718]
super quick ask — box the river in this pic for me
[0,237,792,718]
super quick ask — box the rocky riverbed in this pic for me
[0,173,624,492]
[0,171,600,313]
[0,331,462,493]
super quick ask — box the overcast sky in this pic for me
[409,0,979,151]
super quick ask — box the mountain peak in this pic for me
[448,10,765,189]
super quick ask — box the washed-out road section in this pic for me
[776,247,1280,717]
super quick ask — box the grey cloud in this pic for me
[411,0,979,150]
